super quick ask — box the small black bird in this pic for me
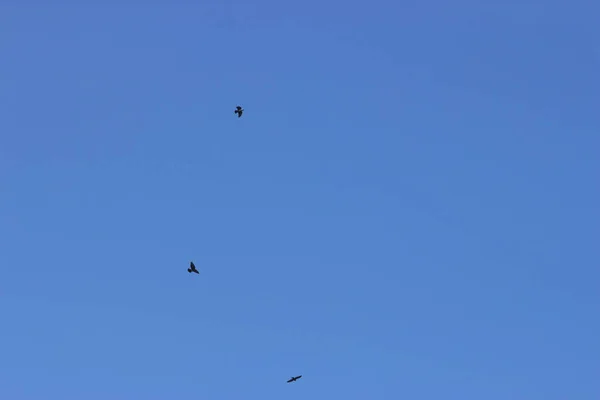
[234,105,244,118]
[287,375,302,383]
[187,262,199,274]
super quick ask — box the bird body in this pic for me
[234,105,244,118]
[187,261,199,274]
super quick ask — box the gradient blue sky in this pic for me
[1,2,599,399]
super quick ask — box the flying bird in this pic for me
[234,105,244,118]
[187,262,199,274]
[287,375,302,383]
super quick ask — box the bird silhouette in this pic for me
[187,262,199,274]
[234,105,244,118]
[287,375,302,383]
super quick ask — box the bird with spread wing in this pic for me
[234,105,244,118]
[187,262,199,274]
[287,375,302,383]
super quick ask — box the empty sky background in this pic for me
[1,1,599,399]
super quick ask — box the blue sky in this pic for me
[1,2,598,399]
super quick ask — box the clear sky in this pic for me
[1,2,598,399]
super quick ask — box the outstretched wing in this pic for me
[295,375,302,380]
[287,378,294,383]
[190,262,196,270]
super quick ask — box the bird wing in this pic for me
[287,378,293,383]
[236,106,242,110]
[190,262,196,270]
[295,375,302,379]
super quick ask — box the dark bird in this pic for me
[287,375,302,383]
[234,105,244,118]
[187,262,199,274]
